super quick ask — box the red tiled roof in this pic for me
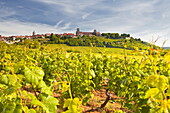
[62,33,75,36]
[1,36,9,38]
[15,36,24,38]
[67,33,74,35]
[45,33,51,36]
[25,36,33,38]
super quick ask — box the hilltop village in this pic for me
[0,28,131,44]
[0,28,99,44]
[0,28,151,50]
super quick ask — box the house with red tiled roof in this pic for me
[15,36,24,38]
[24,35,34,39]
[45,33,52,37]
[34,35,45,38]
[62,33,76,38]
[0,36,10,41]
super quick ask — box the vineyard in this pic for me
[0,42,170,113]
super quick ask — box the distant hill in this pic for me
[44,34,157,50]
[163,47,170,49]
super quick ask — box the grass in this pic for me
[43,44,138,57]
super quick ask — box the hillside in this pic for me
[43,44,136,56]
[44,34,157,50]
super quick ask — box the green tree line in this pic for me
[44,33,152,50]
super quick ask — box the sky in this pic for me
[0,0,170,46]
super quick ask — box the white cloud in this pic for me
[113,0,157,12]
[0,20,67,36]
[60,22,72,30]
[132,27,170,47]
[32,0,103,8]
[54,20,63,27]
[82,11,93,20]
[31,0,103,16]
[0,7,16,18]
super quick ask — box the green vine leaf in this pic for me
[145,88,162,99]
[2,101,16,113]
[40,94,59,113]
[63,98,82,113]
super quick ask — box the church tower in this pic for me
[33,30,36,36]
[76,28,80,36]
[93,29,97,36]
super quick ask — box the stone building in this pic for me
[76,28,101,36]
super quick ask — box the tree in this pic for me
[121,33,130,38]
[50,33,56,41]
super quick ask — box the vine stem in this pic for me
[100,89,112,108]
[31,84,38,98]
[68,78,73,99]
[67,73,73,99]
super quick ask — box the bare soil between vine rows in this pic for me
[81,89,130,113]
[53,88,131,113]
[24,83,131,113]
